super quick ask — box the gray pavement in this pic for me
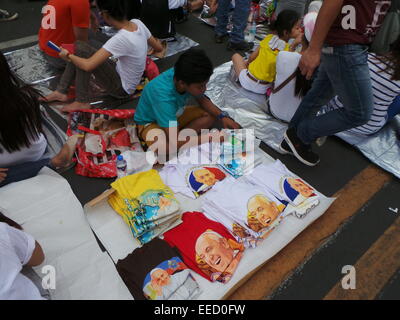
[0,0,398,300]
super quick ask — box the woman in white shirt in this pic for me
[42,0,163,112]
[0,52,79,187]
[0,215,46,300]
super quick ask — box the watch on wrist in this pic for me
[217,111,230,120]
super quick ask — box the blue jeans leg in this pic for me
[230,0,252,43]
[295,45,373,144]
[387,95,400,121]
[215,0,232,36]
[289,60,335,132]
[0,158,51,188]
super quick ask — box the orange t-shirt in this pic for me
[39,0,90,57]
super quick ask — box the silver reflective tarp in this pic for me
[206,62,400,179]
[5,45,59,85]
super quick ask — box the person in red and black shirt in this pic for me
[281,0,392,166]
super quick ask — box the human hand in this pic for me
[290,32,304,50]
[299,47,321,80]
[0,168,8,183]
[59,48,71,62]
[222,117,241,129]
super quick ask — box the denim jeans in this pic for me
[0,158,51,188]
[289,44,374,144]
[215,0,252,43]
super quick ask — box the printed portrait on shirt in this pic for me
[142,257,200,300]
[246,194,286,233]
[194,230,244,283]
[131,188,179,223]
[232,223,259,248]
[280,176,316,206]
[186,166,226,197]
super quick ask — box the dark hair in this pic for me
[371,35,400,81]
[96,0,127,21]
[0,212,23,230]
[174,48,214,85]
[0,52,43,154]
[294,68,312,98]
[269,10,300,38]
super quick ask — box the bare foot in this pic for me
[51,134,83,168]
[40,91,69,103]
[61,101,91,113]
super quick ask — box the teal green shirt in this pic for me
[134,68,191,128]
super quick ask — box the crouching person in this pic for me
[134,48,241,159]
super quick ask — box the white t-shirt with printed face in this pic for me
[0,223,43,300]
[245,160,320,218]
[203,177,288,244]
[103,19,152,94]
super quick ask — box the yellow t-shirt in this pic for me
[108,169,180,238]
[248,34,290,83]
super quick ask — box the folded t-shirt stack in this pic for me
[160,144,227,199]
[202,177,287,248]
[163,211,245,284]
[108,169,181,244]
[245,160,320,218]
[116,238,202,300]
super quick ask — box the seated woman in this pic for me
[0,51,80,188]
[42,0,163,112]
[0,213,49,300]
[231,10,303,95]
[268,12,317,122]
[325,36,400,136]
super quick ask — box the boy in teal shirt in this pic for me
[134,49,240,155]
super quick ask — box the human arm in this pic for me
[7,225,45,267]
[300,0,344,79]
[59,47,111,72]
[71,0,90,41]
[247,47,260,66]
[148,36,164,53]
[27,242,45,267]
[196,95,241,129]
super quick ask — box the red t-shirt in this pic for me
[163,212,245,284]
[326,0,391,46]
[39,0,90,57]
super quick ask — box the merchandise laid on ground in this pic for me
[1,0,400,301]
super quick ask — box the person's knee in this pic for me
[75,40,92,57]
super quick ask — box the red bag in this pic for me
[144,57,160,80]
[67,109,141,178]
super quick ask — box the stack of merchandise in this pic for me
[202,160,321,248]
[163,212,245,284]
[218,130,263,178]
[108,170,182,245]
[117,238,202,300]
[245,160,320,218]
[202,177,287,248]
[160,143,228,199]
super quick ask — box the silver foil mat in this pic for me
[206,62,400,179]
[5,45,59,85]
[153,33,199,60]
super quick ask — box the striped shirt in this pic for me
[327,53,400,135]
